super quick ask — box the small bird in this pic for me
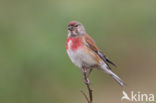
[66,21,124,86]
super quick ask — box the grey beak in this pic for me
[68,26,73,31]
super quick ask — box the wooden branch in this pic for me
[82,67,93,103]
[81,90,89,103]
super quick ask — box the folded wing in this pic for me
[83,34,116,69]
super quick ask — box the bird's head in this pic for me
[68,21,86,37]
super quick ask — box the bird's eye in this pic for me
[75,24,78,27]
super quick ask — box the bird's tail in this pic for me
[100,63,125,87]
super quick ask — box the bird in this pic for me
[66,21,124,86]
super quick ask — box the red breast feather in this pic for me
[66,37,82,51]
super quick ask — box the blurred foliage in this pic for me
[0,0,156,103]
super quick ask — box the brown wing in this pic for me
[83,34,99,52]
[83,34,116,67]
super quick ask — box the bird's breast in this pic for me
[66,37,83,51]
[66,37,99,68]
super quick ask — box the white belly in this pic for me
[67,42,98,68]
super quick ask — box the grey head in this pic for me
[68,21,86,37]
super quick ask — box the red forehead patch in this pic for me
[68,21,76,25]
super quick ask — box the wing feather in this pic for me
[83,34,116,68]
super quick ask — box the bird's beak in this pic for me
[68,26,73,31]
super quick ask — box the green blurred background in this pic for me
[0,0,156,103]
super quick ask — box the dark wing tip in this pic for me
[106,57,117,67]
[97,51,117,67]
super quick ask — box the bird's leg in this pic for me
[87,69,93,78]
[82,67,89,84]
[82,66,93,103]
